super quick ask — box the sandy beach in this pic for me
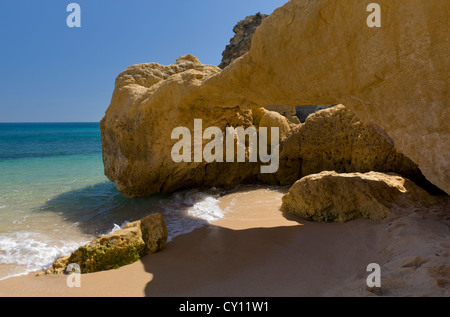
[1,187,447,297]
[1,0,448,300]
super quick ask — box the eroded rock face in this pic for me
[50,213,167,274]
[281,171,437,223]
[101,55,264,198]
[102,1,448,196]
[277,105,426,186]
[137,0,447,194]
[101,54,427,198]
[255,0,448,194]
[219,13,268,69]
[259,111,292,145]
[218,13,301,122]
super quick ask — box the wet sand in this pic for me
[0,187,448,297]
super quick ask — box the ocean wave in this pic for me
[157,188,225,242]
[0,185,229,280]
[104,188,227,243]
[0,231,88,280]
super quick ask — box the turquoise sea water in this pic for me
[0,123,225,280]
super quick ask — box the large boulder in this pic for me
[101,55,265,198]
[281,171,437,223]
[277,105,427,186]
[259,111,292,145]
[51,213,167,274]
[128,0,447,194]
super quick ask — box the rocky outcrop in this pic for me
[219,13,268,69]
[101,54,428,198]
[123,0,446,194]
[50,213,167,274]
[295,105,335,123]
[259,111,292,145]
[265,106,300,124]
[102,1,448,196]
[219,14,301,123]
[101,55,282,198]
[277,105,427,186]
[225,0,447,194]
[102,67,427,197]
[281,171,437,223]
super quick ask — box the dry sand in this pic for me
[0,187,448,297]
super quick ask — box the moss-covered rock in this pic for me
[66,226,146,274]
[50,213,167,274]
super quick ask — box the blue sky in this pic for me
[0,0,288,122]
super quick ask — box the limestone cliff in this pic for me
[102,0,448,195]
[219,13,268,69]
[101,63,424,198]
[101,55,268,197]
[278,105,426,186]
[212,0,449,194]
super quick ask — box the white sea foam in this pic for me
[107,221,129,234]
[12,215,29,224]
[184,193,224,222]
[109,223,122,234]
[0,188,228,280]
[0,231,88,280]
[158,189,226,242]
[93,189,226,246]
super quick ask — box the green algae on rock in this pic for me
[50,213,167,274]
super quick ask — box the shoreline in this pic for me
[0,188,448,297]
[1,0,448,299]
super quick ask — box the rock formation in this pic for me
[259,110,292,145]
[277,105,427,186]
[295,105,335,123]
[102,0,448,196]
[100,53,428,198]
[281,171,437,223]
[100,55,273,198]
[265,105,300,124]
[101,65,425,197]
[219,13,303,122]
[218,13,268,69]
[212,0,447,194]
[50,213,167,274]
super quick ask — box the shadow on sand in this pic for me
[140,216,379,297]
[135,185,377,297]
[37,182,376,296]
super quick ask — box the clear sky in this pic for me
[0,0,288,122]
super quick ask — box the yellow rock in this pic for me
[101,0,448,195]
[217,0,448,194]
[278,105,425,185]
[101,55,264,197]
[281,171,437,223]
[137,213,168,254]
[258,111,291,145]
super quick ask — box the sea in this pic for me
[0,122,227,280]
